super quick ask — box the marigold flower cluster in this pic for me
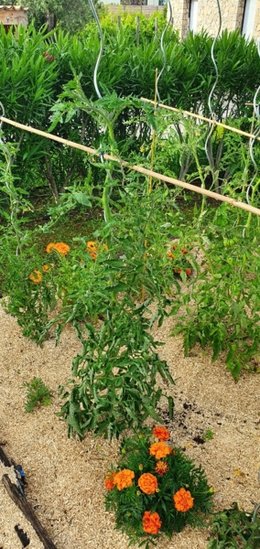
[28,264,51,284]
[29,238,108,284]
[105,426,197,540]
[86,241,98,260]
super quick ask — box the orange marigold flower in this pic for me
[155,460,169,476]
[86,241,98,260]
[181,247,188,255]
[89,250,97,261]
[138,473,158,495]
[104,473,116,491]
[46,242,70,256]
[173,487,194,512]
[28,270,42,284]
[152,426,170,441]
[142,511,162,535]
[42,264,50,272]
[185,268,192,277]
[166,251,174,259]
[149,442,171,460]
[113,469,135,491]
[86,241,97,251]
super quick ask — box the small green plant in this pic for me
[24,377,53,412]
[203,429,214,442]
[208,503,260,548]
[105,426,212,547]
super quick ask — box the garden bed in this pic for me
[0,304,259,549]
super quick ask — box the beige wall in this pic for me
[170,0,260,39]
[169,0,186,35]
[254,0,260,37]
[0,8,28,27]
[197,0,241,34]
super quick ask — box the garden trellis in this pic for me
[0,114,259,216]
[140,98,260,142]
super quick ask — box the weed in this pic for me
[24,377,53,413]
[203,429,214,442]
[208,503,260,548]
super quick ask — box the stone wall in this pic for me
[253,0,260,38]
[169,0,185,34]
[169,0,260,39]
[196,0,241,34]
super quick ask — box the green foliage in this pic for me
[0,181,180,437]
[0,22,259,201]
[105,428,212,546]
[1,0,96,32]
[0,20,259,458]
[24,376,53,412]
[60,300,174,438]
[173,206,260,380]
[208,503,260,548]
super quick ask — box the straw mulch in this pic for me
[0,304,259,548]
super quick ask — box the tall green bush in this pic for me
[0,21,259,200]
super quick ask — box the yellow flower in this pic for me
[46,242,70,255]
[28,270,42,284]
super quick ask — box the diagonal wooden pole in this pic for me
[141,97,260,141]
[1,115,260,216]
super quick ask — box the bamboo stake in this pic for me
[141,97,260,141]
[148,68,158,194]
[1,115,260,216]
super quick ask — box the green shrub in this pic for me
[1,22,259,201]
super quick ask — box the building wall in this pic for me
[254,0,260,36]
[170,0,260,39]
[0,7,28,27]
[197,0,242,34]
